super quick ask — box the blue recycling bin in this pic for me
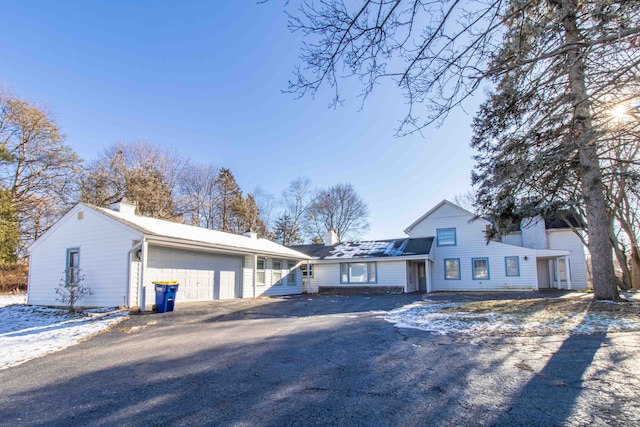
[154,282,179,313]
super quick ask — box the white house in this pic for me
[28,200,309,308]
[293,200,588,293]
[292,232,434,294]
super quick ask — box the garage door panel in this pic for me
[147,247,241,302]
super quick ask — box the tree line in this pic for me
[0,89,370,271]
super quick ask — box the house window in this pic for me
[472,258,490,280]
[256,258,266,285]
[272,260,282,285]
[505,256,520,276]
[340,262,376,284]
[444,258,460,280]
[437,228,456,246]
[300,264,314,278]
[287,261,297,285]
[66,248,80,285]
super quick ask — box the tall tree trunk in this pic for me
[562,0,618,300]
[632,246,640,290]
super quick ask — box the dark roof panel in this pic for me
[290,237,433,260]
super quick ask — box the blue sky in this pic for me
[1,1,480,240]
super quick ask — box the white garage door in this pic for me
[147,247,242,302]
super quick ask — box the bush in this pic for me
[55,269,92,313]
[0,264,28,293]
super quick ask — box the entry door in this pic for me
[418,262,427,293]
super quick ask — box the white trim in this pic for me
[140,240,148,309]
[403,199,487,235]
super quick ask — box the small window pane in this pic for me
[505,257,519,276]
[301,264,313,277]
[67,249,80,285]
[287,261,296,284]
[257,258,265,284]
[273,261,282,284]
[473,258,489,280]
[445,259,460,280]
[349,263,367,283]
[437,228,456,246]
[341,262,376,283]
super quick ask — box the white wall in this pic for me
[501,232,523,246]
[409,203,539,291]
[28,205,141,307]
[243,256,303,297]
[521,216,548,249]
[306,260,407,293]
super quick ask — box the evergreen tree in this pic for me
[273,213,303,246]
[214,168,243,233]
[0,189,19,266]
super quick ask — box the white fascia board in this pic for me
[28,203,143,253]
[145,235,310,259]
[535,249,571,258]
[403,199,485,234]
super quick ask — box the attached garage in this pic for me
[146,247,243,302]
[27,200,309,308]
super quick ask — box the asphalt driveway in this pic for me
[1,293,639,426]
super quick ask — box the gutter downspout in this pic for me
[139,240,148,310]
[126,241,144,308]
[253,254,257,298]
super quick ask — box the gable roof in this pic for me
[85,204,309,259]
[290,237,433,260]
[404,199,483,235]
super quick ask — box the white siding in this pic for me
[257,258,303,296]
[28,205,141,307]
[240,256,304,297]
[306,260,407,293]
[409,203,539,291]
[547,230,588,290]
[501,232,523,246]
[407,203,481,238]
[521,216,548,249]
[242,255,256,298]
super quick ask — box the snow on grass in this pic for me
[385,298,640,336]
[0,294,128,370]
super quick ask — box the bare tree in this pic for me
[79,141,185,220]
[252,187,277,233]
[285,0,640,300]
[277,177,314,243]
[307,183,369,242]
[0,90,82,254]
[178,162,220,228]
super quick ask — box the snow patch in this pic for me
[0,295,128,369]
[384,301,640,336]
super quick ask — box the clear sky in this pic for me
[1,1,480,240]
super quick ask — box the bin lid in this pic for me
[152,281,180,285]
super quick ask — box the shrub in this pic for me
[0,264,28,293]
[55,268,92,313]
